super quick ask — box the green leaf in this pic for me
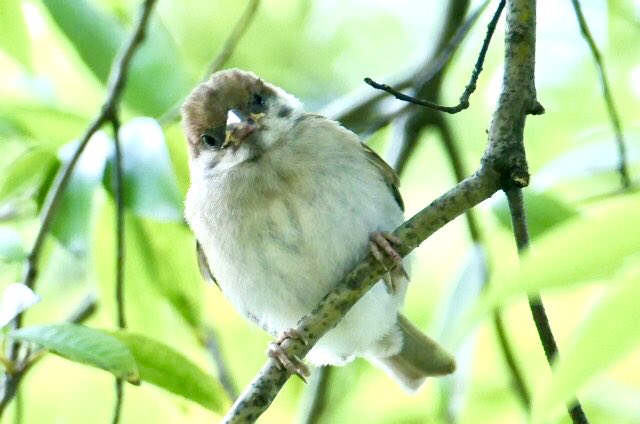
[0,104,89,147]
[41,0,190,116]
[0,228,26,262]
[111,331,228,413]
[0,145,59,204]
[492,191,579,240]
[531,265,640,424]
[51,133,110,256]
[130,218,203,328]
[10,324,139,384]
[0,0,31,69]
[467,193,640,326]
[108,118,182,222]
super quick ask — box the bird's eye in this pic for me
[252,94,264,106]
[201,133,222,149]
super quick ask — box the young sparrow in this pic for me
[181,69,455,390]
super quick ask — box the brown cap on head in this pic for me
[181,69,273,155]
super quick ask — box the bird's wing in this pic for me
[196,241,219,289]
[360,142,404,212]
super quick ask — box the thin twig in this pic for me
[364,0,506,114]
[112,117,127,330]
[299,367,333,424]
[203,327,238,400]
[0,0,158,418]
[159,0,260,125]
[437,116,530,408]
[505,188,589,424]
[111,112,127,424]
[112,381,124,424]
[324,0,489,134]
[570,0,630,188]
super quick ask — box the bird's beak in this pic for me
[223,109,265,147]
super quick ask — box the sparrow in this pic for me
[181,69,455,390]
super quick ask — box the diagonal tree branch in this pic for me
[569,0,630,189]
[222,0,546,421]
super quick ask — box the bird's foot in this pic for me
[267,328,310,383]
[369,231,410,294]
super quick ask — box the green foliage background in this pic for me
[0,0,639,422]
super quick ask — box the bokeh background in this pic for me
[0,0,639,422]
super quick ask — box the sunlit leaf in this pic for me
[108,118,182,222]
[0,283,40,327]
[111,331,228,412]
[0,145,59,204]
[469,193,640,321]
[0,228,25,263]
[531,265,640,424]
[41,0,190,116]
[492,191,579,239]
[51,133,110,256]
[10,324,140,384]
[0,0,31,69]
[130,218,202,328]
[0,104,89,147]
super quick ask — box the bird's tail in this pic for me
[375,314,456,391]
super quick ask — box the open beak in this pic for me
[223,109,265,147]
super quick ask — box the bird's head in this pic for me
[181,69,303,175]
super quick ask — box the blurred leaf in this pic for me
[130,218,202,328]
[51,133,110,256]
[10,324,140,384]
[0,0,31,69]
[109,118,182,222]
[41,0,190,116]
[492,191,579,240]
[0,104,90,147]
[534,140,640,191]
[111,331,228,413]
[436,245,486,421]
[0,145,59,204]
[0,228,26,262]
[531,265,640,424]
[469,193,640,323]
[0,283,40,327]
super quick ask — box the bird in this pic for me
[181,68,455,390]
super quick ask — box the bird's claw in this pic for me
[369,231,410,294]
[267,328,310,383]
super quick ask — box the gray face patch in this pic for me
[277,106,292,118]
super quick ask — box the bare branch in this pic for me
[222,0,550,421]
[570,0,630,188]
[365,0,507,115]
[223,171,500,423]
[505,188,589,424]
[159,0,261,126]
